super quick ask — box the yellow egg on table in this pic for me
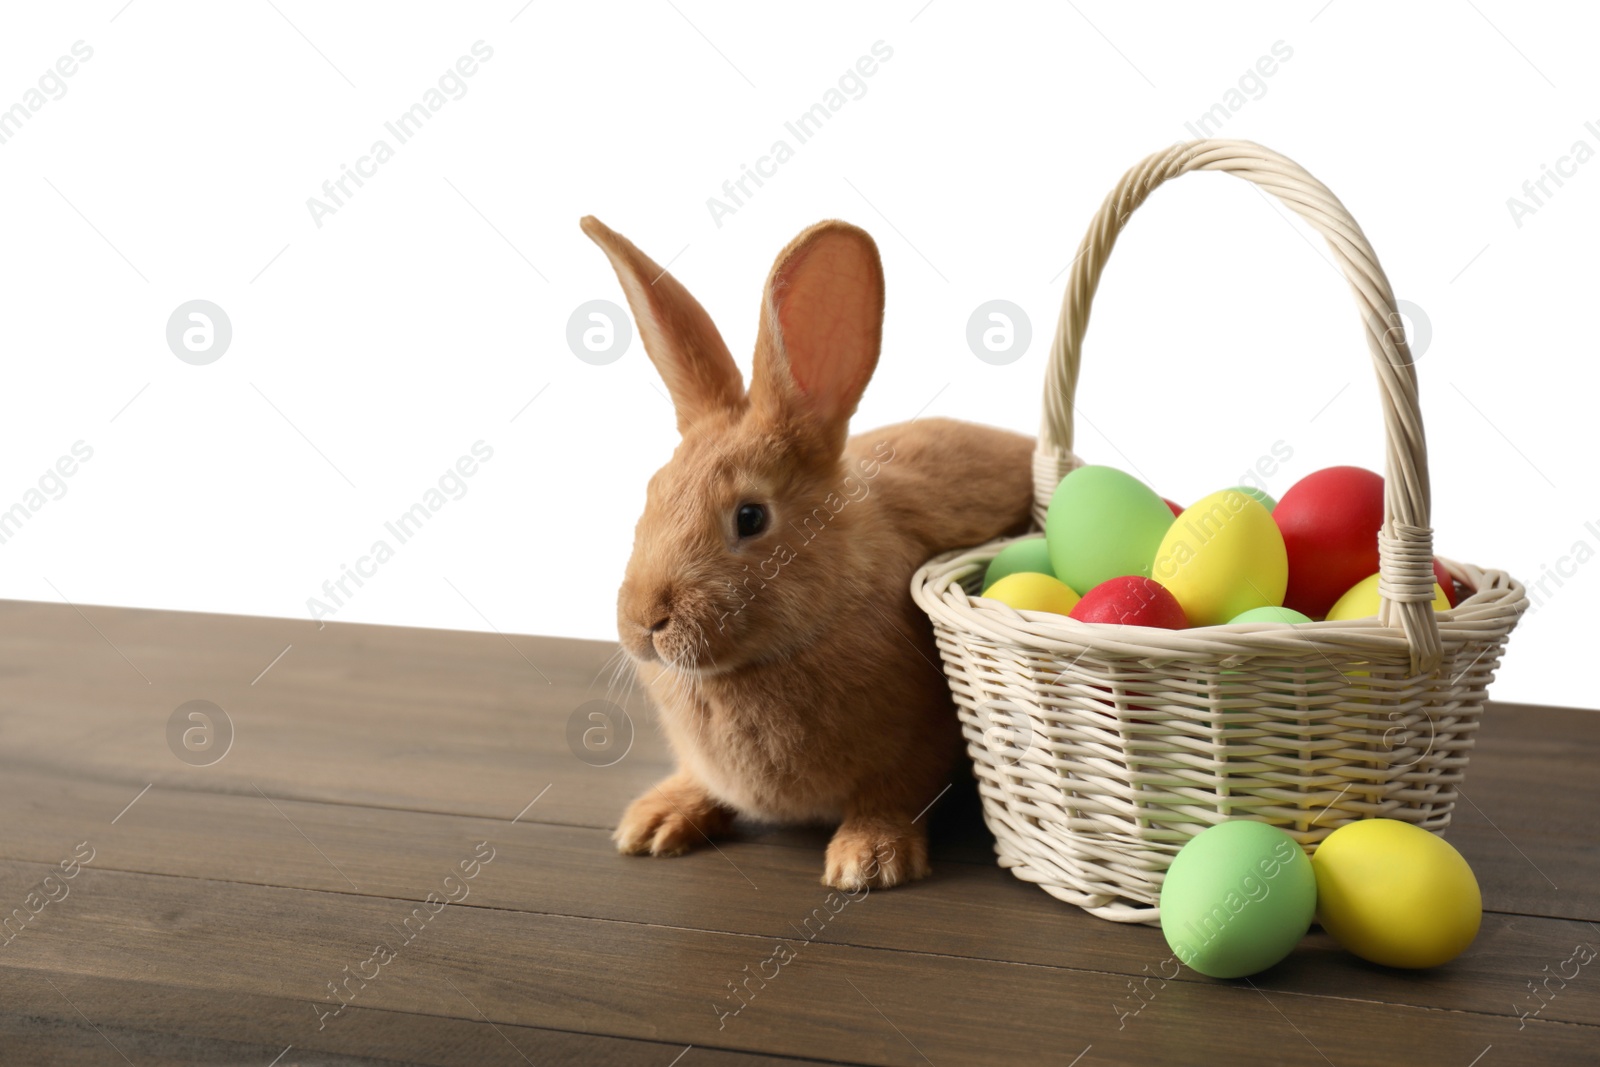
[1151,490,1288,627]
[1312,818,1481,968]
[1324,573,1451,621]
[980,572,1081,616]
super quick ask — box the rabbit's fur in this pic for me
[584,216,1034,889]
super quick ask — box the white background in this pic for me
[1,1,1593,708]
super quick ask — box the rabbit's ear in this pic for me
[750,220,884,453]
[581,216,744,432]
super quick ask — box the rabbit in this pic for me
[582,214,1035,890]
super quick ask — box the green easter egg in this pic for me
[1233,486,1277,512]
[1228,606,1312,624]
[1160,821,1317,979]
[1046,466,1175,595]
[984,537,1054,591]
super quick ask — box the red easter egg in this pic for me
[1163,497,1184,518]
[1274,466,1385,618]
[1069,576,1189,629]
[1433,557,1461,607]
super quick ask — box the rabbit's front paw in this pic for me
[823,818,929,891]
[613,776,733,857]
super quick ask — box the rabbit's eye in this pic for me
[735,503,769,539]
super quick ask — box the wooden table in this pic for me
[0,599,1594,1066]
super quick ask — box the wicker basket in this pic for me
[910,139,1527,923]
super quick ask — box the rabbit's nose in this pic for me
[648,613,671,633]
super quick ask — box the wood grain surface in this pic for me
[0,598,1594,1066]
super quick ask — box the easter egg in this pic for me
[1273,466,1385,618]
[1069,576,1188,628]
[980,572,1081,615]
[1163,497,1185,518]
[1324,573,1451,621]
[1151,490,1288,627]
[1233,486,1277,512]
[1312,819,1481,968]
[983,537,1054,591]
[1160,821,1317,979]
[1228,606,1313,624]
[1433,558,1461,607]
[1046,466,1174,595]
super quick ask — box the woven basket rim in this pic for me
[912,535,1528,664]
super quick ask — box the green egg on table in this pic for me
[983,536,1055,591]
[1046,466,1175,595]
[1160,820,1317,978]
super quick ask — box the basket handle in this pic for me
[1035,139,1442,672]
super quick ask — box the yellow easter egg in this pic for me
[980,572,1081,616]
[1151,490,1288,627]
[1312,819,1481,968]
[1324,573,1451,621]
